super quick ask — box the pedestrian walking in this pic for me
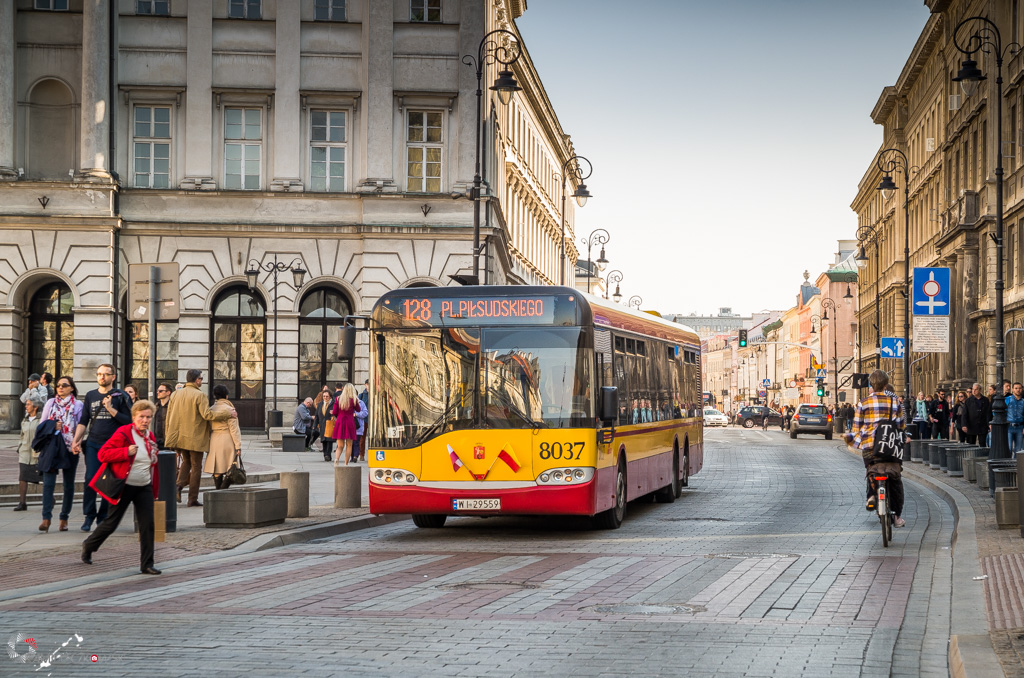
[14,395,45,511]
[929,389,950,440]
[20,373,47,406]
[124,384,138,405]
[355,395,368,461]
[37,376,82,532]
[152,383,172,449]
[912,392,929,440]
[204,385,243,489]
[70,364,132,532]
[332,383,358,465]
[761,408,769,431]
[962,383,990,445]
[40,372,55,400]
[316,386,336,462]
[164,369,235,507]
[293,397,315,451]
[951,391,968,441]
[779,406,786,431]
[359,379,370,460]
[81,400,162,575]
[1006,382,1024,455]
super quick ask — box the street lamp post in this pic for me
[558,156,593,285]
[628,295,643,310]
[822,298,839,407]
[579,229,610,294]
[605,270,623,303]
[462,29,522,286]
[811,315,824,404]
[245,256,306,426]
[952,17,1018,461]
[856,225,885,369]
[875,148,913,434]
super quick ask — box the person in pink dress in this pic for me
[332,383,358,465]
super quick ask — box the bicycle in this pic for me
[872,472,896,547]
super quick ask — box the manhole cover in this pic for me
[582,604,704,615]
[705,553,800,560]
[437,581,540,591]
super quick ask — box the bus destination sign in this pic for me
[384,295,558,326]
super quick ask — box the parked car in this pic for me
[790,404,833,439]
[703,407,729,427]
[736,406,783,428]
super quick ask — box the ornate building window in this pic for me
[310,111,346,191]
[314,0,345,21]
[410,0,440,22]
[406,111,443,193]
[299,287,352,398]
[29,283,74,379]
[133,106,172,188]
[211,286,266,427]
[224,107,262,190]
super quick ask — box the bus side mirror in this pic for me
[600,386,618,425]
[337,325,356,361]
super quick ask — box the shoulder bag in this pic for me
[90,462,126,505]
[225,452,247,487]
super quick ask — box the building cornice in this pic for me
[870,86,898,125]
[894,14,943,95]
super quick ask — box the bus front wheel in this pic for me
[594,457,627,530]
[412,514,447,528]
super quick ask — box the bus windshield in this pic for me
[371,326,593,447]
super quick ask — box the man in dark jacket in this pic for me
[152,383,172,448]
[962,382,990,445]
[929,389,950,440]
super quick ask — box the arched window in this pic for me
[28,79,75,180]
[298,287,352,398]
[29,282,74,378]
[211,286,265,427]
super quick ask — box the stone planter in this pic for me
[203,487,287,528]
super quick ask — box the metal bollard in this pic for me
[280,471,310,518]
[157,450,178,532]
[334,465,361,508]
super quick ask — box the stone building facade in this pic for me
[852,0,1024,396]
[0,0,584,429]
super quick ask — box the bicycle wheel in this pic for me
[880,512,889,547]
[886,510,893,543]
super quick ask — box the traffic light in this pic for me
[816,379,825,397]
[738,329,747,348]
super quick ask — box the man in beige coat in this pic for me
[165,369,235,506]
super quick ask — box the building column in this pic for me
[270,1,301,191]
[78,0,112,181]
[180,1,216,190]
[960,244,979,385]
[357,0,396,192]
[0,0,17,180]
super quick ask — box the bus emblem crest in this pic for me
[474,445,485,460]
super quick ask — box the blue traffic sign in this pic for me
[881,337,905,358]
[913,267,950,316]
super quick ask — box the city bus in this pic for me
[358,285,703,529]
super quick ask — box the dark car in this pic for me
[790,404,833,439]
[736,406,782,428]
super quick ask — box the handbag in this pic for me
[89,462,126,505]
[225,453,247,486]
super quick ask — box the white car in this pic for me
[703,408,728,427]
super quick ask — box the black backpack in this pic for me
[872,397,904,461]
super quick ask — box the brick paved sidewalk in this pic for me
[900,452,1024,677]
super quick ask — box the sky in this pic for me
[516,0,932,316]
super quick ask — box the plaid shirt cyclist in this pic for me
[844,389,904,462]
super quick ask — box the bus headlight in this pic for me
[371,468,418,486]
[536,468,595,486]
[393,471,405,482]
[374,470,384,481]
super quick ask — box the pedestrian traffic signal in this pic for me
[738,329,747,348]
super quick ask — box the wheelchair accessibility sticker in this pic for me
[376,450,385,461]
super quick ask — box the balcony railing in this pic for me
[942,190,979,233]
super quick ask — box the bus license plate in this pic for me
[452,498,501,511]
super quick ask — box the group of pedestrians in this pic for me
[294,381,369,465]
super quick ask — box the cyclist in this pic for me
[845,369,906,528]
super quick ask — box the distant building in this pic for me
[666,308,750,339]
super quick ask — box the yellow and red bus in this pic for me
[363,285,703,529]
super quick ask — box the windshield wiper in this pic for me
[413,389,474,445]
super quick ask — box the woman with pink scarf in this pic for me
[38,376,84,532]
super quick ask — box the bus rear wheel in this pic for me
[594,457,627,530]
[412,514,447,528]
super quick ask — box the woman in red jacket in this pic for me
[81,400,162,575]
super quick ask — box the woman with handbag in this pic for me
[331,383,358,466]
[14,396,45,511]
[38,376,83,532]
[316,385,335,462]
[204,384,243,488]
[81,400,162,575]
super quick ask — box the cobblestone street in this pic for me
[0,429,978,676]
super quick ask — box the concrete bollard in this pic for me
[334,465,361,508]
[280,471,310,518]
